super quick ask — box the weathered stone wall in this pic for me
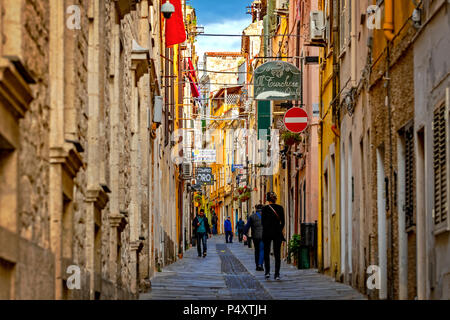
[0,0,163,299]
[18,0,51,249]
[369,23,416,299]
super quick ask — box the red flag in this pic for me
[188,72,200,98]
[188,58,197,83]
[164,0,186,47]
[186,58,199,98]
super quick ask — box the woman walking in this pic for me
[261,192,285,280]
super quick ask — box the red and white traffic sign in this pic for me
[283,107,308,133]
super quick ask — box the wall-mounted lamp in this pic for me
[412,8,421,28]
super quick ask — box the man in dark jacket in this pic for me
[243,204,264,271]
[224,216,233,243]
[192,209,211,257]
[236,218,245,242]
[261,192,285,280]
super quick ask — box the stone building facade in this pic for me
[317,0,450,300]
[0,0,180,299]
[337,0,372,294]
[413,0,450,300]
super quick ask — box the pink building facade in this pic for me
[287,0,320,242]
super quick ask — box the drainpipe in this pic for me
[383,0,399,299]
[383,0,395,42]
[350,0,357,87]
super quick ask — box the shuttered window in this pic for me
[433,103,448,227]
[404,122,415,230]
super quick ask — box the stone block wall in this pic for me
[0,0,178,300]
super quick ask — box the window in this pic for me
[433,102,448,231]
[340,0,346,50]
[340,0,351,51]
[331,154,336,215]
[324,0,331,44]
[399,122,415,231]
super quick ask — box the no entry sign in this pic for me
[283,107,308,133]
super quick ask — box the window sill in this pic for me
[433,223,450,236]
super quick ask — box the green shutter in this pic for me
[257,100,271,140]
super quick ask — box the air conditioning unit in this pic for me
[182,162,192,177]
[310,11,325,41]
[276,0,289,11]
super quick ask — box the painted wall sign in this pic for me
[254,61,301,101]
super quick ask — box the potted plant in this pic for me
[287,234,302,266]
[239,190,251,202]
[281,131,302,146]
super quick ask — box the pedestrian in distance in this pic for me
[211,211,218,235]
[262,192,285,280]
[192,209,212,258]
[243,204,265,271]
[224,216,233,243]
[236,218,245,242]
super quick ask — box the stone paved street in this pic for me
[140,235,367,300]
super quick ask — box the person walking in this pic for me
[211,212,218,235]
[224,216,233,243]
[192,209,212,258]
[243,204,264,271]
[236,218,245,242]
[262,192,285,280]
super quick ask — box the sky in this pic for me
[190,0,253,61]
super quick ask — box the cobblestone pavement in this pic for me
[140,235,367,300]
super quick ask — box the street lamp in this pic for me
[161,0,175,19]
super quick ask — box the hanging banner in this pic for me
[257,100,271,140]
[254,61,301,101]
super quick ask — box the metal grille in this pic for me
[216,244,272,300]
[226,94,239,105]
[433,104,447,225]
[404,122,415,230]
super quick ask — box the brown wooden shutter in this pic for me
[433,104,447,226]
[404,122,415,230]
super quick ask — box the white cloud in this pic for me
[196,18,251,62]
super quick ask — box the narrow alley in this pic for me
[140,236,365,300]
[1,0,449,303]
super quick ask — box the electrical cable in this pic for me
[194,33,306,37]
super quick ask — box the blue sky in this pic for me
[190,0,252,59]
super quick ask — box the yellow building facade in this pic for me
[318,0,341,278]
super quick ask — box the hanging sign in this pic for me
[196,167,214,185]
[192,149,216,163]
[254,61,301,101]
